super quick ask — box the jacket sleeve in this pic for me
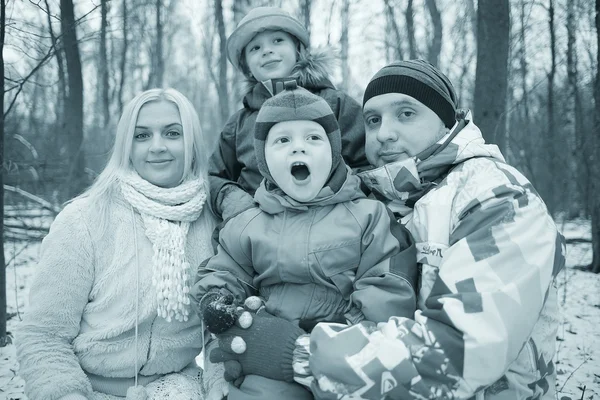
[348,202,417,324]
[329,91,369,170]
[191,211,259,306]
[15,203,95,400]
[296,169,566,399]
[208,113,243,217]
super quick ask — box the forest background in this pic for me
[1,0,600,398]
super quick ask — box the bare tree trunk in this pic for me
[546,0,557,215]
[118,0,128,111]
[566,0,584,217]
[591,0,600,273]
[452,3,476,105]
[384,11,393,63]
[425,0,442,67]
[232,0,250,102]
[383,0,404,61]
[466,0,477,35]
[473,0,510,154]
[44,0,67,126]
[100,0,109,126]
[300,0,311,45]
[61,0,86,200]
[215,0,229,126]
[405,0,417,59]
[0,0,8,348]
[340,0,350,92]
[155,0,164,87]
[519,0,529,121]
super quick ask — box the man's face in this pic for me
[363,93,448,167]
[265,120,332,202]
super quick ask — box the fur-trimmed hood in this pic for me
[243,47,337,110]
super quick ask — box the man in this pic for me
[209,60,565,399]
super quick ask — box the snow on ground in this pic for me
[1,220,599,399]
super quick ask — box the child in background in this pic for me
[209,6,368,222]
[192,85,418,400]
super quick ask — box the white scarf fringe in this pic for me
[119,171,207,322]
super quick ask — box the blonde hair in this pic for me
[74,88,216,234]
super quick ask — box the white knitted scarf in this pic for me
[119,171,207,322]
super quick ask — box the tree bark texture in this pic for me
[340,0,349,91]
[301,0,311,45]
[118,0,128,111]
[566,0,583,216]
[405,0,417,59]
[155,0,164,88]
[0,0,8,347]
[100,0,109,127]
[383,0,404,61]
[44,0,67,127]
[232,0,251,102]
[473,0,510,154]
[546,0,557,216]
[591,0,600,273]
[425,0,442,67]
[215,0,230,125]
[60,0,86,199]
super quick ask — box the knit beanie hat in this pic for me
[254,81,342,186]
[227,6,310,72]
[363,59,458,128]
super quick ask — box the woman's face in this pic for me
[244,30,298,82]
[130,100,185,188]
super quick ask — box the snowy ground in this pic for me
[1,219,599,399]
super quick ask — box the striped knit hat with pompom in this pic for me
[254,81,343,188]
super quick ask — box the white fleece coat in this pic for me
[15,192,214,400]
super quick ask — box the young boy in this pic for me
[192,84,418,400]
[209,6,369,222]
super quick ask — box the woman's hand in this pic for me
[209,297,305,383]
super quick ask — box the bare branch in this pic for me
[3,185,61,214]
[3,3,100,118]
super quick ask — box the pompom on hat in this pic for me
[363,59,458,128]
[226,6,310,72]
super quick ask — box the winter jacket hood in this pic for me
[359,111,505,216]
[254,168,365,214]
[242,48,337,111]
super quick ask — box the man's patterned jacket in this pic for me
[291,112,566,400]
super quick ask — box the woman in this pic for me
[15,89,217,399]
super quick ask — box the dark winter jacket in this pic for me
[208,50,368,217]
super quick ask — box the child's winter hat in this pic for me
[363,59,458,128]
[254,81,342,186]
[226,6,310,72]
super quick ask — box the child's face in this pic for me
[244,30,297,82]
[265,120,332,202]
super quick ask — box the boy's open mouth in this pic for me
[291,161,310,181]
